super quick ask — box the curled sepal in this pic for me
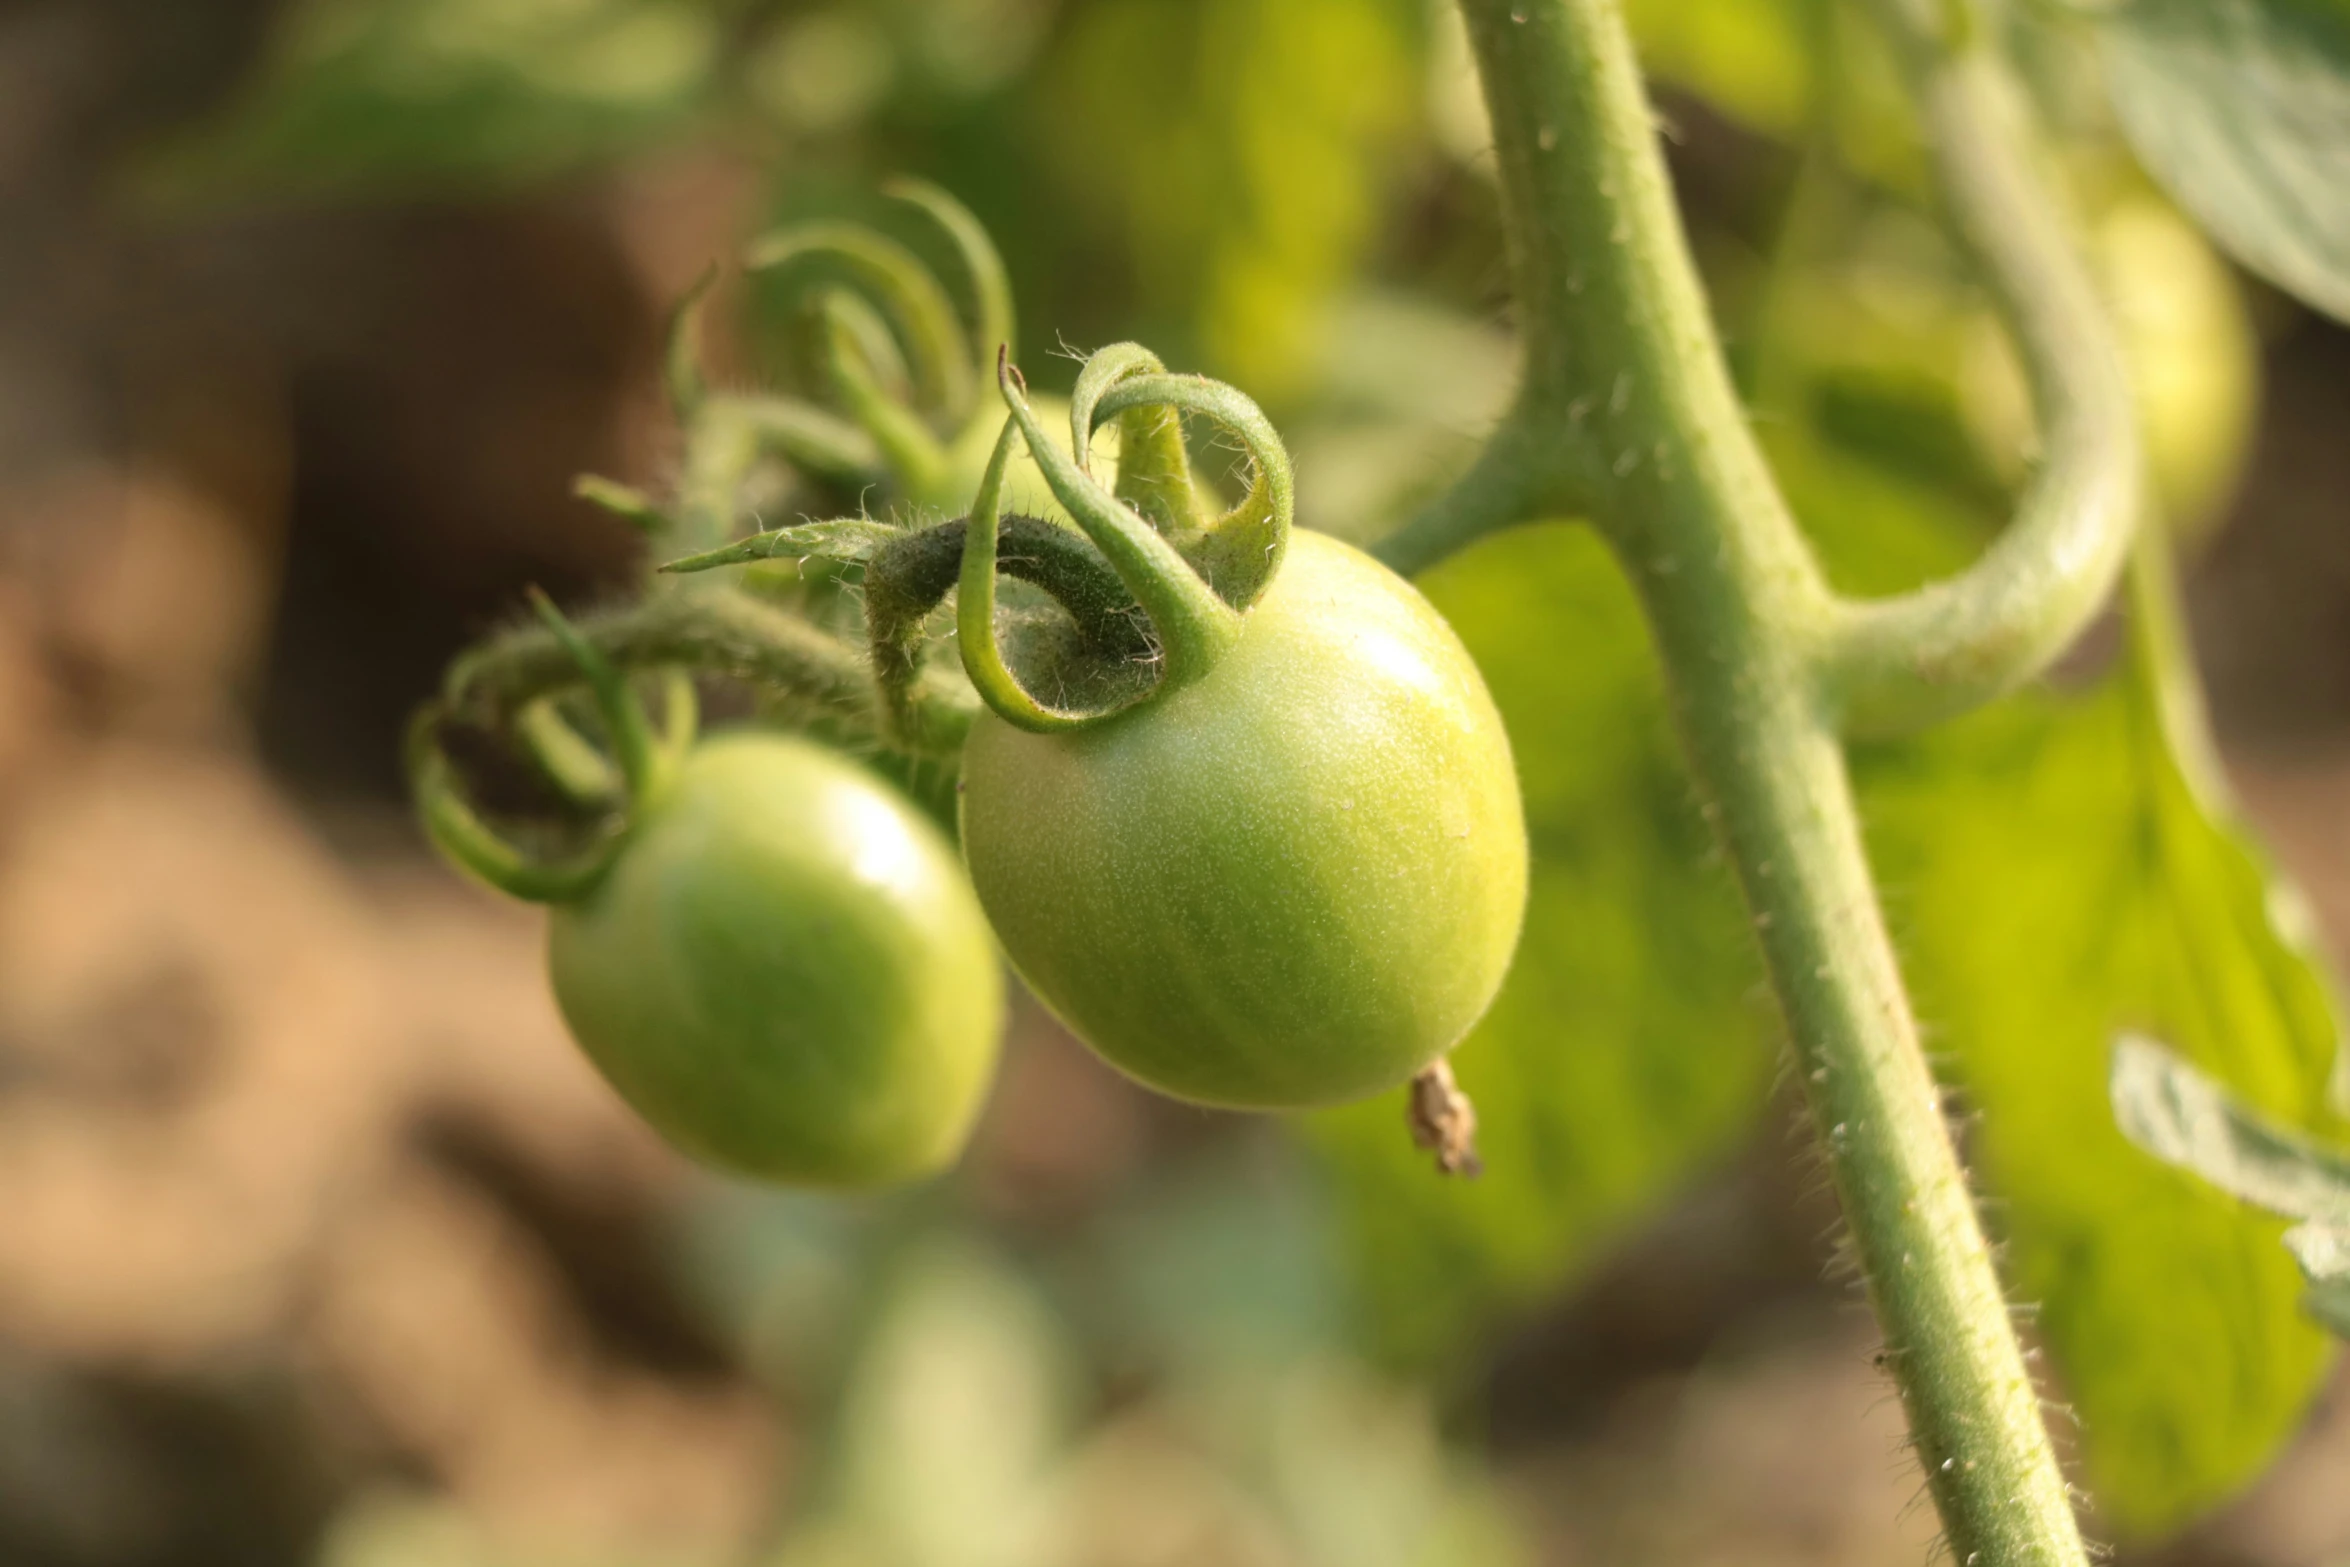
[998,350,1241,688]
[517,697,624,807]
[527,588,670,802]
[1070,343,1207,540]
[883,180,1013,388]
[408,708,625,904]
[811,289,949,499]
[661,517,905,575]
[413,600,699,906]
[574,475,665,536]
[745,222,973,427]
[1089,370,1294,612]
[664,266,717,421]
[957,421,1135,732]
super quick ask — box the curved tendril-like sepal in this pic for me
[408,708,626,904]
[664,266,718,422]
[662,517,905,575]
[1813,23,2139,739]
[517,697,624,807]
[514,668,698,811]
[745,222,974,427]
[573,475,665,536]
[997,349,1242,688]
[956,420,1136,732]
[525,588,668,801]
[1070,343,1205,538]
[882,179,1014,395]
[1088,370,1293,612]
[411,593,694,906]
[729,396,887,489]
[811,290,950,500]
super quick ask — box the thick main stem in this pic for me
[1447,2,2089,1560]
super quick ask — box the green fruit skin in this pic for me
[958,529,1529,1110]
[549,733,1004,1187]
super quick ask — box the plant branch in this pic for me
[1446,1,2093,1561]
[1373,411,1564,578]
[1821,2,2139,737]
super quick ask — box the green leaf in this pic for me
[1853,645,2344,1535]
[2098,0,2350,325]
[2109,1036,2350,1341]
[1037,0,1421,400]
[2285,1223,2350,1334]
[1307,523,1777,1365]
[2112,1035,2350,1221]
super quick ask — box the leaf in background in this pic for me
[136,0,719,202]
[2284,1224,2350,1334]
[1308,522,1778,1366]
[2098,0,2350,325]
[1036,0,1421,400]
[2112,1034,2350,1221]
[776,1239,1074,1567]
[1854,633,2345,1536]
[2111,1036,2350,1343]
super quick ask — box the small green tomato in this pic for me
[957,529,1528,1110]
[548,732,1003,1186]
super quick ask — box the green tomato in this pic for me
[957,529,1528,1110]
[548,732,1003,1186]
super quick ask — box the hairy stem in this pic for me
[1434,1,2093,1560]
[446,585,977,756]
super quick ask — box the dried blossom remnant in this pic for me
[1407,1058,1482,1177]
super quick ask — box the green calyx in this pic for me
[954,344,1293,732]
[410,591,697,904]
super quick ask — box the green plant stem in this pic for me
[1823,4,2138,736]
[1418,2,2096,1561]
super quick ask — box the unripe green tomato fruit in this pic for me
[548,733,1003,1186]
[957,529,1528,1110]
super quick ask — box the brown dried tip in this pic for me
[1406,1058,1483,1178]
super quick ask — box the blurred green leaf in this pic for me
[1309,521,1778,1367]
[2286,1224,2350,1334]
[2110,1036,2350,1343]
[2113,1034,2350,1222]
[2099,0,2350,325]
[138,0,720,200]
[1036,0,1422,399]
[777,1239,1073,1567]
[1855,633,2344,1535]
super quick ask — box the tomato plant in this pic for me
[400,3,2350,1560]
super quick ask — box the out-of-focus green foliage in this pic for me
[139,0,725,198]
[2113,1036,2350,1340]
[2096,0,2350,327]
[683,1159,1525,1567]
[1034,0,1422,399]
